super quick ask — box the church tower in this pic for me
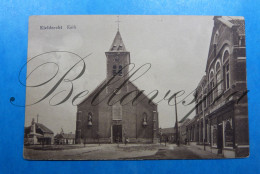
[105,31,130,93]
[76,26,159,145]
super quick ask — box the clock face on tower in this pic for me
[113,56,119,62]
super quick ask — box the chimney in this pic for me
[37,114,39,123]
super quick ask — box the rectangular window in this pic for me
[199,99,202,112]
[216,72,222,96]
[209,81,214,104]
[198,96,202,113]
[203,96,207,108]
[241,38,245,46]
[239,36,245,46]
[226,74,229,89]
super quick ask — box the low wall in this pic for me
[76,138,156,144]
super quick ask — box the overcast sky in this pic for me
[24,15,214,134]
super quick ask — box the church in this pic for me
[75,30,159,144]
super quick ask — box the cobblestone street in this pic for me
[24,144,223,160]
[130,145,223,159]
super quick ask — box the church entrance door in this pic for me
[112,125,122,143]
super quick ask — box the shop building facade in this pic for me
[186,16,249,158]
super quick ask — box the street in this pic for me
[131,145,223,159]
[24,143,223,160]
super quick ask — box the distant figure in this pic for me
[165,136,168,146]
[125,137,129,145]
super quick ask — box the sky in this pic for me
[24,15,214,134]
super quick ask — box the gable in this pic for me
[77,78,157,107]
[128,81,157,107]
[35,123,53,134]
[77,79,107,106]
[205,16,245,73]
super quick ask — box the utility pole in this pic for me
[203,96,206,150]
[175,96,179,146]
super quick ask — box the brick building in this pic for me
[54,132,75,145]
[186,16,249,158]
[178,119,190,144]
[160,127,176,143]
[75,31,159,144]
[160,119,190,144]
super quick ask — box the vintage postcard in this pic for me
[22,15,249,160]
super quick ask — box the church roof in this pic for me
[77,80,157,106]
[77,79,107,106]
[24,122,54,135]
[217,16,245,35]
[35,123,54,134]
[109,31,127,52]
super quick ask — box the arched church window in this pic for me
[224,120,233,147]
[118,65,123,76]
[142,113,148,127]
[88,112,93,126]
[113,65,117,76]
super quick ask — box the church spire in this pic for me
[115,16,121,31]
[109,31,127,52]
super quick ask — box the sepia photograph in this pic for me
[22,15,249,160]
